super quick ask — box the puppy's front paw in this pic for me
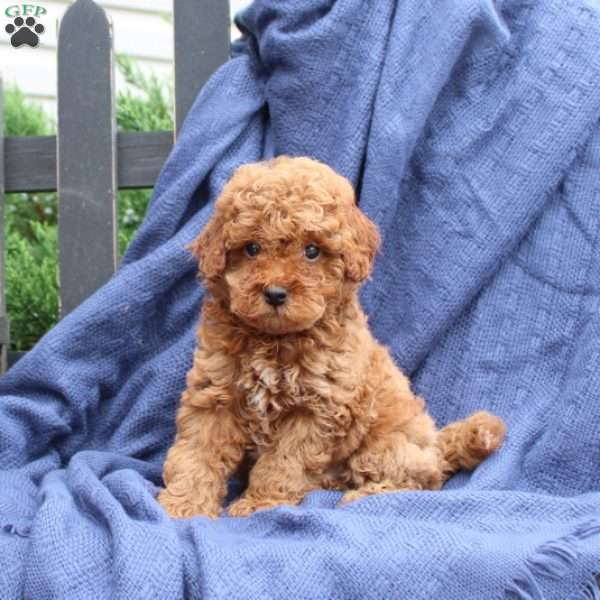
[339,490,365,505]
[339,483,398,506]
[157,489,220,519]
[228,496,289,517]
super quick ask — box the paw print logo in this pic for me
[5,16,45,48]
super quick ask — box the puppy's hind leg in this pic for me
[341,413,445,505]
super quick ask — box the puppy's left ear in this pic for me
[342,204,381,282]
[188,213,226,281]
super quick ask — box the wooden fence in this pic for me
[0,0,232,371]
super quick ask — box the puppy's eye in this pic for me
[244,242,261,258]
[304,244,320,261]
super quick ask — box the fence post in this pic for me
[173,0,230,136]
[0,77,8,373]
[57,0,117,318]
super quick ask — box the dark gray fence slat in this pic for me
[5,132,173,193]
[0,77,8,372]
[58,0,117,317]
[173,0,230,135]
[5,135,56,193]
[117,131,173,188]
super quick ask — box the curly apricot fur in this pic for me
[157,156,506,518]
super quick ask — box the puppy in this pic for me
[158,156,505,518]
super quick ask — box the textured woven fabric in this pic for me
[2,0,600,597]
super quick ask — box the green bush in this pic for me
[115,55,174,255]
[6,222,58,351]
[116,55,174,132]
[4,86,57,241]
[4,56,174,351]
[4,85,53,136]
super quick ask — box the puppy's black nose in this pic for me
[263,286,288,307]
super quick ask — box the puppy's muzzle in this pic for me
[263,286,288,307]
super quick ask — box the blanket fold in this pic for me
[2,0,600,597]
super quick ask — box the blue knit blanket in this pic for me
[2,0,600,597]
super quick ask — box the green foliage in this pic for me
[116,54,172,255]
[3,57,174,350]
[4,86,58,240]
[116,55,173,132]
[3,85,53,136]
[118,189,153,255]
[5,220,59,351]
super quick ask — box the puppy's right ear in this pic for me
[342,204,381,283]
[188,213,226,280]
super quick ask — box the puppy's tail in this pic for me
[437,411,506,481]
